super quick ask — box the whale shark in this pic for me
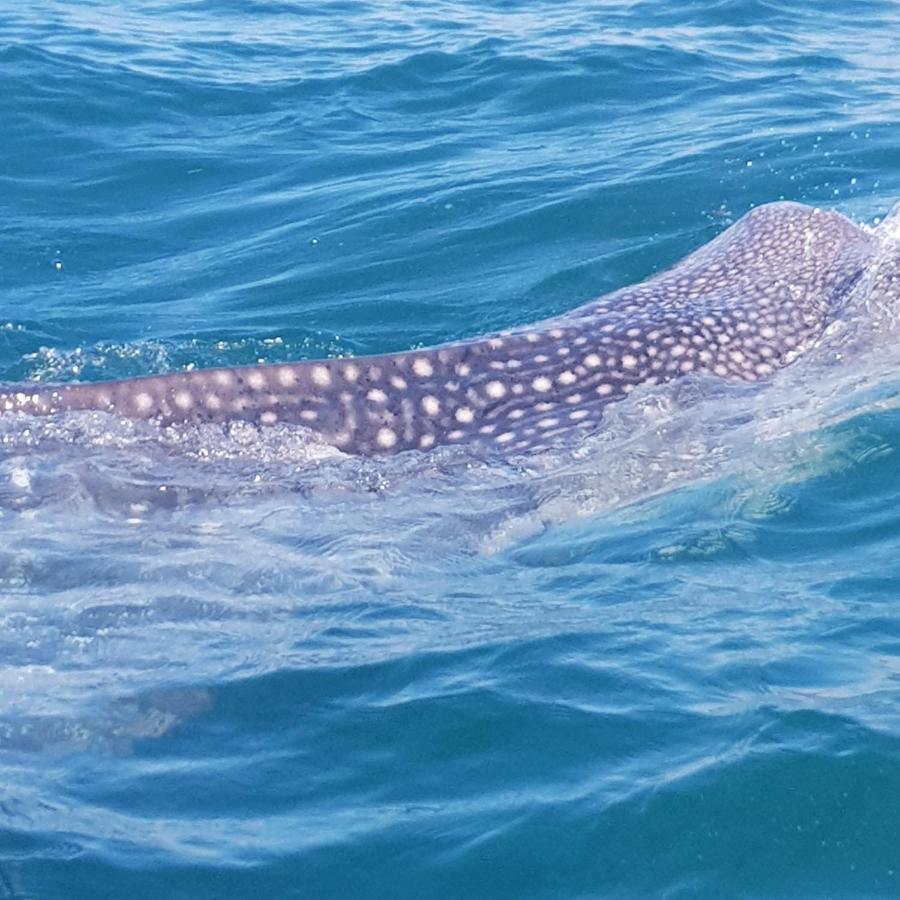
[0,201,885,456]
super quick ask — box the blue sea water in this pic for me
[3,0,900,896]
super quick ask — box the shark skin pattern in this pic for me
[0,202,881,456]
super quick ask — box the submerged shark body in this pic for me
[0,202,884,455]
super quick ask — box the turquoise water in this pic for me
[4,1,900,896]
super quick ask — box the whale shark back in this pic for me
[0,201,879,456]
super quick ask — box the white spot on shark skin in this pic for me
[312,365,331,387]
[486,381,506,399]
[456,363,471,377]
[214,371,234,387]
[455,407,474,424]
[532,376,552,392]
[300,410,318,421]
[419,433,435,449]
[205,393,222,410]
[496,432,515,443]
[569,409,589,420]
[422,395,440,416]
[367,389,387,403]
[557,371,577,385]
[391,376,407,390]
[260,411,278,426]
[135,392,153,413]
[584,353,601,368]
[174,390,193,410]
[278,367,297,387]
[412,358,433,377]
[377,427,397,448]
[344,363,360,382]
[596,383,613,396]
[248,371,267,390]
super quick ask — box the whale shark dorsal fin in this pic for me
[592,201,873,322]
[682,201,868,275]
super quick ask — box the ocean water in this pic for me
[3,0,900,896]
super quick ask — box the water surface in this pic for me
[3,1,900,897]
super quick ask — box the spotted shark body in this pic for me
[0,202,881,455]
